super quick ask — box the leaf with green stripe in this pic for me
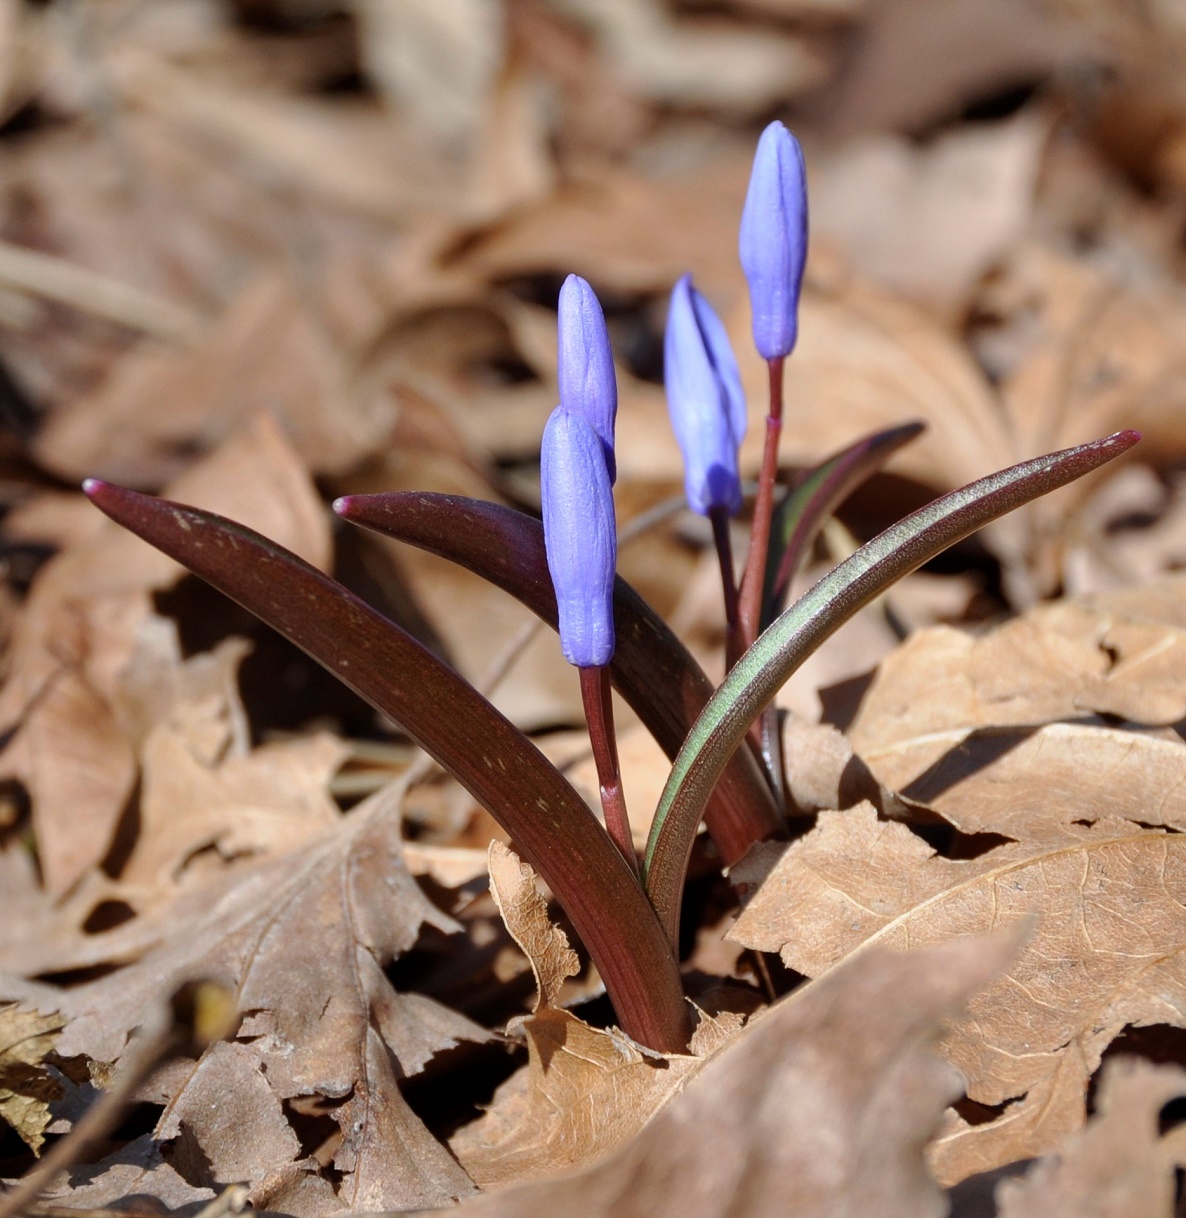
[643,430,1141,947]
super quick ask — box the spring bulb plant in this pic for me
[83,120,1140,1055]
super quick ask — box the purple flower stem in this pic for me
[579,664,639,878]
[738,355,785,651]
[709,505,742,670]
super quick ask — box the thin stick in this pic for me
[0,983,234,1218]
[579,664,638,877]
[0,240,203,343]
[737,356,785,649]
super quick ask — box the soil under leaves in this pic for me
[5,1,1186,1215]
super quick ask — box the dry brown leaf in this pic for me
[0,413,329,904]
[351,0,504,145]
[780,715,896,817]
[452,843,717,1189]
[818,0,1095,137]
[115,626,343,889]
[34,269,394,488]
[487,840,579,1010]
[5,783,487,1213]
[443,930,1021,1218]
[731,803,1186,1184]
[863,722,1186,840]
[768,272,1015,500]
[39,1133,216,1212]
[0,1003,64,1155]
[556,0,829,112]
[848,576,1186,757]
[0,666,136,897]
[110,46,434,220]
[989,243,1186,466]
[810,113,1047,314]
[996,1058,1186,1218]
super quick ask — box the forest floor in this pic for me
[5,1,1186,1215]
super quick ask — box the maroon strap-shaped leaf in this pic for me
[83,480,690,1054]
[332,493,783,865]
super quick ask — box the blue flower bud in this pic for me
[664,274,747,516]
[541,405,616,667]
[739,121,808,361]
[557,274,618,483]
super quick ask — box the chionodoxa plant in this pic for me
[84,122,1139,1054]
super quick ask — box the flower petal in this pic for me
[664,275,745,516]
[557,274,618,483]
[541,406,617,666]
[739,121,809,361]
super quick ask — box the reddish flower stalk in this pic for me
[738,355,785,650]
[580,664,637,875]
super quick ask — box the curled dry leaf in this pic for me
[1,784,487,1213]
[452,842,729,1189]
[0,1003,64,1155]
[441,930,1022,1218]
[731,803,1186,1185]
[997,1058,1186,1218]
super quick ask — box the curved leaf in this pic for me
[82,481,690,1054]
[333,493,782,865]
[643,430,1141,946]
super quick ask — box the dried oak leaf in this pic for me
[451,843,733,1190]
[862,721,1186,840]
[0,1003,64,1154]
[439,930,1022,1218]
[848,576,1186,758]
[39,1133,216,1213]
[11,784,487,1214]
[997,1058,1186,1218]
[731,803,1186,1186]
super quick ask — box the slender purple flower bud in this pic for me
[664,274,747,516]
[739,121,808,361]
[557,274,618,483]
[541,405,616,667]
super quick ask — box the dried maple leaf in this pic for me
[731,803,1186,1185]
[2,783,488,1214]
[997,1058,1186,1218]
[0,1003,64,1155]
[441,930,1021,1218]
[451,842,729,1189]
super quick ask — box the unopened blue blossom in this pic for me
[541,405,616,667]
[739,121,808,361]
[557,274,618,483]
[664,274,747,516]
